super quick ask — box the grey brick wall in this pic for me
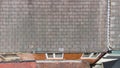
[0,0,107,53]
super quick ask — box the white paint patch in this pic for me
[110,38,115,41]
[118,35,120,37]
[110,24,115,27]
[111,2,116,5]
[111,10,116,13]
[111,17,115,20]
[59,48,64,52]
[110,31,115,34]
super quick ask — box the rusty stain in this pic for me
[33,54,46,60]
[64,53,82,60]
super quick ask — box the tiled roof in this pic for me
[110,0,120,50]
[0,0,107,53]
